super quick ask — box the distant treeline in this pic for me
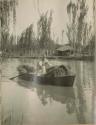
[16,11,57,56]
[0,0,95,57]
[0,5,58,56]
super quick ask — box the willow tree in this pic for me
[0,0,18,53]
[37,10,54,55]
[67,1,77,53]
[77,0,88,52]
[67,0,88,53]
[93,0,95,57]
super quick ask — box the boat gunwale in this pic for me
[21,72,75,78]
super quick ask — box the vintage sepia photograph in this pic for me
[0,0,96,124]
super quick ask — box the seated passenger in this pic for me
[37,57,51,75]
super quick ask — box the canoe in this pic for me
[17,65,75,86]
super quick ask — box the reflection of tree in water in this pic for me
[1,106,24,125]
[36,85,76,114]
[74,62,87,123]
[37,89,50,106]
[66,97,75,114]
[16,78,76,114]
[16,74,89,120]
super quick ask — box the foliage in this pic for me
[18,24,36,49]
[66,0,93,54]
[37,11,53,50]
[17,10,56,56]
[0,0,18,52]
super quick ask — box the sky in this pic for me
[15,0,93,44]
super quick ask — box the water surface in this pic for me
[0,58,95,124]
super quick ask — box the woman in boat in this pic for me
[37,57,51,75]
[37,59,43,74]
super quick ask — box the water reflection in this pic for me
[74,61,93,123]
[1,58,94,124]
[16,78,75,113]
[14,72,92,124]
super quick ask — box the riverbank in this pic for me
[0,55,94,61]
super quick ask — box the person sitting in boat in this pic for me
[43,56,51,69]
[37,59,43,74]
[37,57,51,75]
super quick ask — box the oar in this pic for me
[10,73,25,80]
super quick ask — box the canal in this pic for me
[0,58,95,124]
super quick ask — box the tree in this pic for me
[77,0,88,52]
[37,10,53,53]
[18,24,37,55]
[0,0,18,53]
[67,1,77,53]
[66,0,89,53]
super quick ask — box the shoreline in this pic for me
[0,55,94,61]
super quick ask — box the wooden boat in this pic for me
[17,65,75,86]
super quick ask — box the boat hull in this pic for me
[19,73,75,87]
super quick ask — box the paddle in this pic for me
[10,73,25,80]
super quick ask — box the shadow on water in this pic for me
[14,77,76,114]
